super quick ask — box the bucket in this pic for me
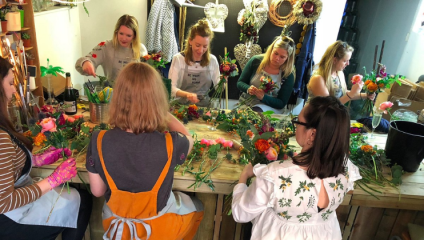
[89,102,110,124]
[385,121,424,172]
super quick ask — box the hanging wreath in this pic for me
[268,0,297,28]
[293,0,322,25]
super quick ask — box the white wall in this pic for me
[357,0,421,75]
[34,7,83,91]
[78,0,148,81]
[314,0,347,63]
[397,0,424,82]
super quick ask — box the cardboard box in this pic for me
[382,95,424,121]
[390,80,413,98]
[415,84,424,101]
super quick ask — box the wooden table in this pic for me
[30,115,424,240]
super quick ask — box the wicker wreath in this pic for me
[268,0,297,28]
[293,0,323,25]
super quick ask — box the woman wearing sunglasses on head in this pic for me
[237,32,296,113]
[307,41,375,104]
[232,96,361,240]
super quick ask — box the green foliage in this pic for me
[22,33,30,40]
[40,59,65,77]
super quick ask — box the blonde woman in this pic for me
[307,41,374,104]
[237,34,296,113]
[87,62,204,239]
[169,19,220,107]
[76,14,148,87]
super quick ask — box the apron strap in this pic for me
[152,133,173,191]
[97,130,119,190]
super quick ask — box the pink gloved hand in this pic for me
[33,147,72,167]
[47,158,77,189]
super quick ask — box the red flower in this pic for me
[98,42,105,46]
[92,54,97,58]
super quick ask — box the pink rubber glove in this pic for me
[33,147,72,167]
[47,158,77,189]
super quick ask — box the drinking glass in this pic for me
[209,101,220,131]
[370,109,383,138]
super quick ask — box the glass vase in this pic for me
[45,74,58,105]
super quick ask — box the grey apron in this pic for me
[110,47,138,87]
[178,63,213,107]
[2,130,80,228]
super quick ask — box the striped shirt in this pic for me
[0,130,41,214]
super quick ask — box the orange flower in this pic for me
[378,83,384,88]
[255,139,270,153]
[33,132,47,147]
[367,82,378,92]
[143,55,151,60]
[364,80,372,85]
[23,130,32,138]
[189,104,198,111]
[360,145,373,153]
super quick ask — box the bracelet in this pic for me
[346,92,352,100]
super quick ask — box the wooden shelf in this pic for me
[0,32,7,37]
[24,46,33,50]
[6,1,28,6]
[21,27,30,31]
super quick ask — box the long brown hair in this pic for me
[183,19,214,67]
[0,57,32,150]
[108,62,169,133]
[112,14,142,60]
[292,96,350,179]
[257,34,295,78]
[316,41,353,96]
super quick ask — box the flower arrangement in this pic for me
[237,75,278,108]
[357,64,401,115]
[175,134,234,191]
[170,103,203,124]
[349,131,401,199]
[237,6,259,43]
[143,51,168,69]
[209,52,239,106]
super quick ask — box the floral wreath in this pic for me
[293,0,323,25]
[268,0,297,28]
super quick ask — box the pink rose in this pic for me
[200,139,210,146]
[379,101,394,114]
[265,147,278,161]
[205,111,211,117]
[215,137,225,144]
[223,65,230,72]
[209,140,217,145]
[63,114,76,123]
[223,140,233,148]
[351,74,363,84]
[40,117,57,133]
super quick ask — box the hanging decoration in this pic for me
[234,0,268,70]
[204,0,228,32]
[268,0,297,27]
[295,25,308,55]
[293,0,322,25]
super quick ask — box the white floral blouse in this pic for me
[232,159,361,240]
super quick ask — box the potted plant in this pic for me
[0,5,9,33]
[22,32,31,47]
[26,52,35,65]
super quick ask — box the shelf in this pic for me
[6,1,28,6]
[21,27,30,31]
[24,46,33,50]
[0,32,7,37]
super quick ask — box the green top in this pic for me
[237,55,295,109]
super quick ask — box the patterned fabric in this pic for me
[0,131,42,214]
[232,160,361,240]
[146,0,178,62]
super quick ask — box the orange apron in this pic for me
[97,130,203,240]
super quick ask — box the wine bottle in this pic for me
[64,72,77,115]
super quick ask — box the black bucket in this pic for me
[385,121,424,172]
